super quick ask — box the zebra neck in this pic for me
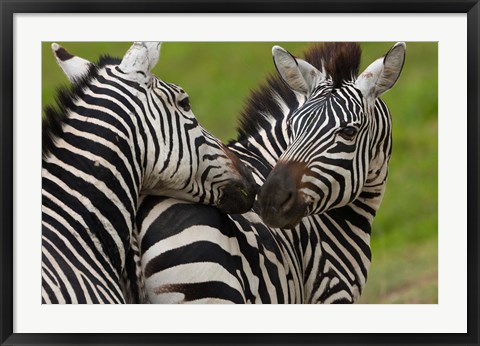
[42,111,142,273]
[229,118,290,182]
[300,176,388,303]
[229,84,305,181]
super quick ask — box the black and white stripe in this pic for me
[42,42,256,304]
[132,42,406,303]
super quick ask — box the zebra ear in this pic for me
[272,45,322,96]
[355,42,406,100]
[119,42,162,74]
[51,43,93,83]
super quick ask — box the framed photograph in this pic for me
[1,1,478,345]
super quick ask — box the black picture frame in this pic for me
[1,1,479,345]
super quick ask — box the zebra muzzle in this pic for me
[257,161,309,228]
[216,170,258,215]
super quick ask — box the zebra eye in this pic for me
[338,126,358,140]
[178,97,191,112]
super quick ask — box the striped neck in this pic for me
[42,93,145,275]
[229,92,304,181]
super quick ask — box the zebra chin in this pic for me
[256,185,310,229]
[257,200,308,229]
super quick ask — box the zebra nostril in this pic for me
[279,190,296,212]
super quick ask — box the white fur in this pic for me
[51,43,92,82]
[355,42,406,102]
[272,45,324,96]
[119,41,161,74]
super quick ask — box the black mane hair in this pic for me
[235,42,362,142]
[303,42,361,89]
[42,55,122,158]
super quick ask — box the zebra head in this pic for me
[258,42,406,228]
[51,42,257,214]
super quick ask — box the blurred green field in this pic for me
[42,41,438,304]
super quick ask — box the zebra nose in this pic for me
[279,189,296,213]
[258,166,297,214]
[217,166,258,215]
[257,161,310,228]
[217,180,256,214]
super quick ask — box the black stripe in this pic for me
[42,198,114,281]
[159,281,244,304]
[140,203,226,254]
[42,216,123,303]
[46,140,133,240]
[65,118,138,203]
[43,165,125,276]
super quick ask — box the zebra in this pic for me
[42,42,257,304]
[132,42,406,304]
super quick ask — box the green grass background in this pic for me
[42,42,438,304]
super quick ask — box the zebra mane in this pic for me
[305,42,361,88]
[42,55,122,158]
[235,42,362,142]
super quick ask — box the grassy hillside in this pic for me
[42,41,438,303]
